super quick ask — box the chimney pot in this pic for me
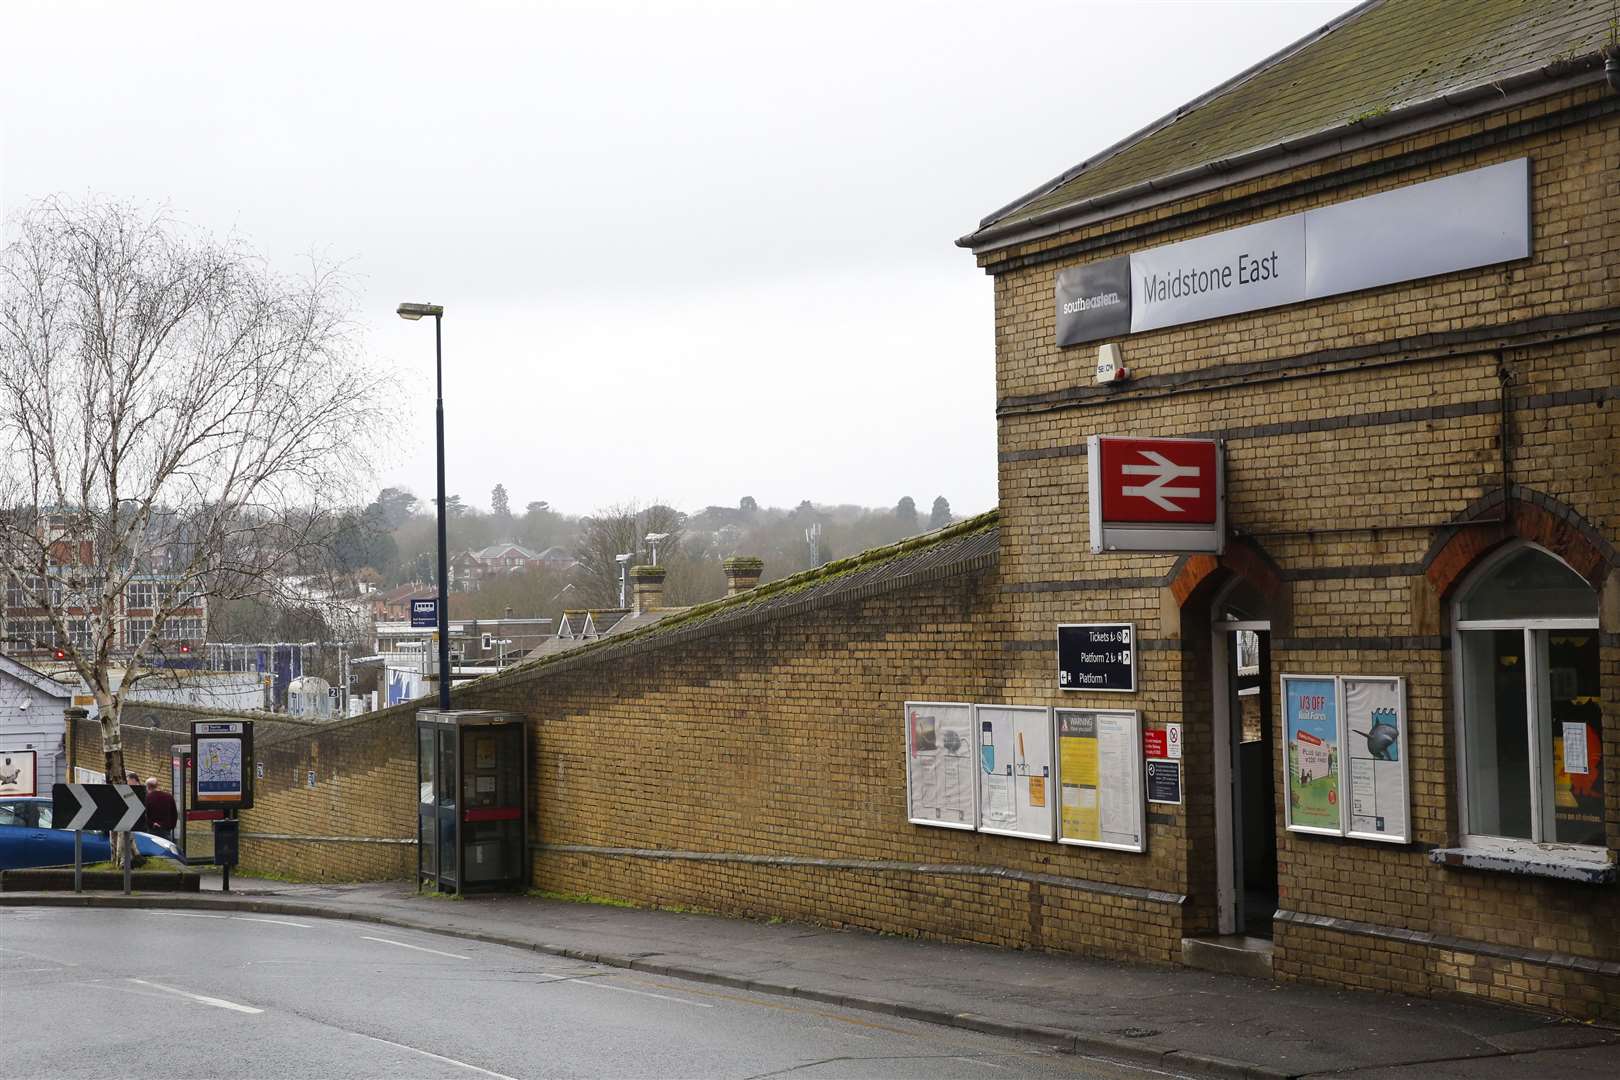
[722,556,764,597]
[629,565,667,615]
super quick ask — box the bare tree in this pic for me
[573,500,685,607]
[0,198,385,794]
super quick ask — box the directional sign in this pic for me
[1058,623,1136,693]
[52,783,147,832]
[1088,435,1224,554]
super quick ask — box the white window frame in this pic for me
[1450,541,1605,864]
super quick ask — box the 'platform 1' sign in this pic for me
[1088,435,1224,554]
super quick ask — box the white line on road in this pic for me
[232,916,312,928]
[352,1033,519,1080]
[127,978,263,1014]
[360,935,470,960]
[146,911,230,919]
[535,972,713,1008]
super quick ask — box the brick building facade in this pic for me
[957,0,1618,1017]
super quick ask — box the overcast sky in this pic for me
[3,0,1356,519]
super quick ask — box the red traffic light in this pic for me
[179,642,192,654]
[53,648,67,660]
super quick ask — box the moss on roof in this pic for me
[475,509,1000,687]
[975,0,1616,237]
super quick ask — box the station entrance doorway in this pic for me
[1212,579,1277,938]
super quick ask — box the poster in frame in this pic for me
[903,701,977,830]
[1281,673,1345,836]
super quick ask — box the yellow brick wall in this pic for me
[981,82,1619,1018]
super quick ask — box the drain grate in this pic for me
[1108,1027,1161,1039]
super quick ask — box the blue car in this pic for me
[0,796,184,870]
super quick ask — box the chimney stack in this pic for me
[629,565,666,616]
[722,556,764,597]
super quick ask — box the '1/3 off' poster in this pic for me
[1284,676,1342,833]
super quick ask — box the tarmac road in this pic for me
[1,907,1182,1080]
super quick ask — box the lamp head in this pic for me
[396,302,444,321]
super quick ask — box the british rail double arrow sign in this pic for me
[51,783,146,832]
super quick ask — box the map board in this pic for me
[191,720,255,809]
[1343,676,1409,843]
[904,701,976,830]
[1283,675,1342,835]
[1055,709,1144,852]
[974,705,1055,840]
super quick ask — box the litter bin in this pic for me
[416,709,528,894]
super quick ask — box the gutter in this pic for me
[959,56,1609,259]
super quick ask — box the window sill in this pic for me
[1428,845,1615,885]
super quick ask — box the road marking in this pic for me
[147,911,230,919]
[361,935,470,960]
[535,972,712,1008]
[232,916,312,928]
[127,978,263,1014]
[957,1058,1007,1070]
[352,1033,518,1080]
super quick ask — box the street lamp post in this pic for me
[397,301,451,710]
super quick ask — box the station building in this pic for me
[956,0,1618,1016]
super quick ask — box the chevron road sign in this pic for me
[52,782,146,832]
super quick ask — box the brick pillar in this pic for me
[630,565,666,616]
[722,556,764,597]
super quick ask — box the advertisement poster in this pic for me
[1343,676,1409,842]
[1283,675,1342,834]
[904,702,976,830]
[974,705,1055,841]
[1056,709,1144,852]
[0,750,37,797]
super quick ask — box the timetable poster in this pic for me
[1343,676,1409,843]
[1283,675,1343,834]
[1056,709,1144,852]
[904,702,976,830]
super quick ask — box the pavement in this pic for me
[3,876,1616,1080]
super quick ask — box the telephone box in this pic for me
[416,709,528,894]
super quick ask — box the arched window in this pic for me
[1453,544,1603,850]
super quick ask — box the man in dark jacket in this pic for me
[143,776,179,841]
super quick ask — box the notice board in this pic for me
[1282,673,1409,843]
[1055,709,1144,852]
[974,705,1055,841]
[904,701,976,830]
[1342,676,1409,843]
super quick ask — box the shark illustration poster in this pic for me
[1343,676,1409,842]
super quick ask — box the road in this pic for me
[1,907,1184,1079]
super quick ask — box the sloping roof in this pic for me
[0,653,73,698]
[475,543,540,561]
[499,511,1000,680]
[964,0,1615,249]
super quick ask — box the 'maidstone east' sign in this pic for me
[1054,157,1531,346]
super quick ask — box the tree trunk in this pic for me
[99,700,132,866]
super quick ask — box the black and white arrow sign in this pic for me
[51,783,146,833]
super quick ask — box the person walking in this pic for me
[143,776,178,841]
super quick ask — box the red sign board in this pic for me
[1142,730,1168,759]
[1096,437,1219,524]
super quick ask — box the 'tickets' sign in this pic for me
[1057,623,1136,693]
[1088,435,1224,554]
